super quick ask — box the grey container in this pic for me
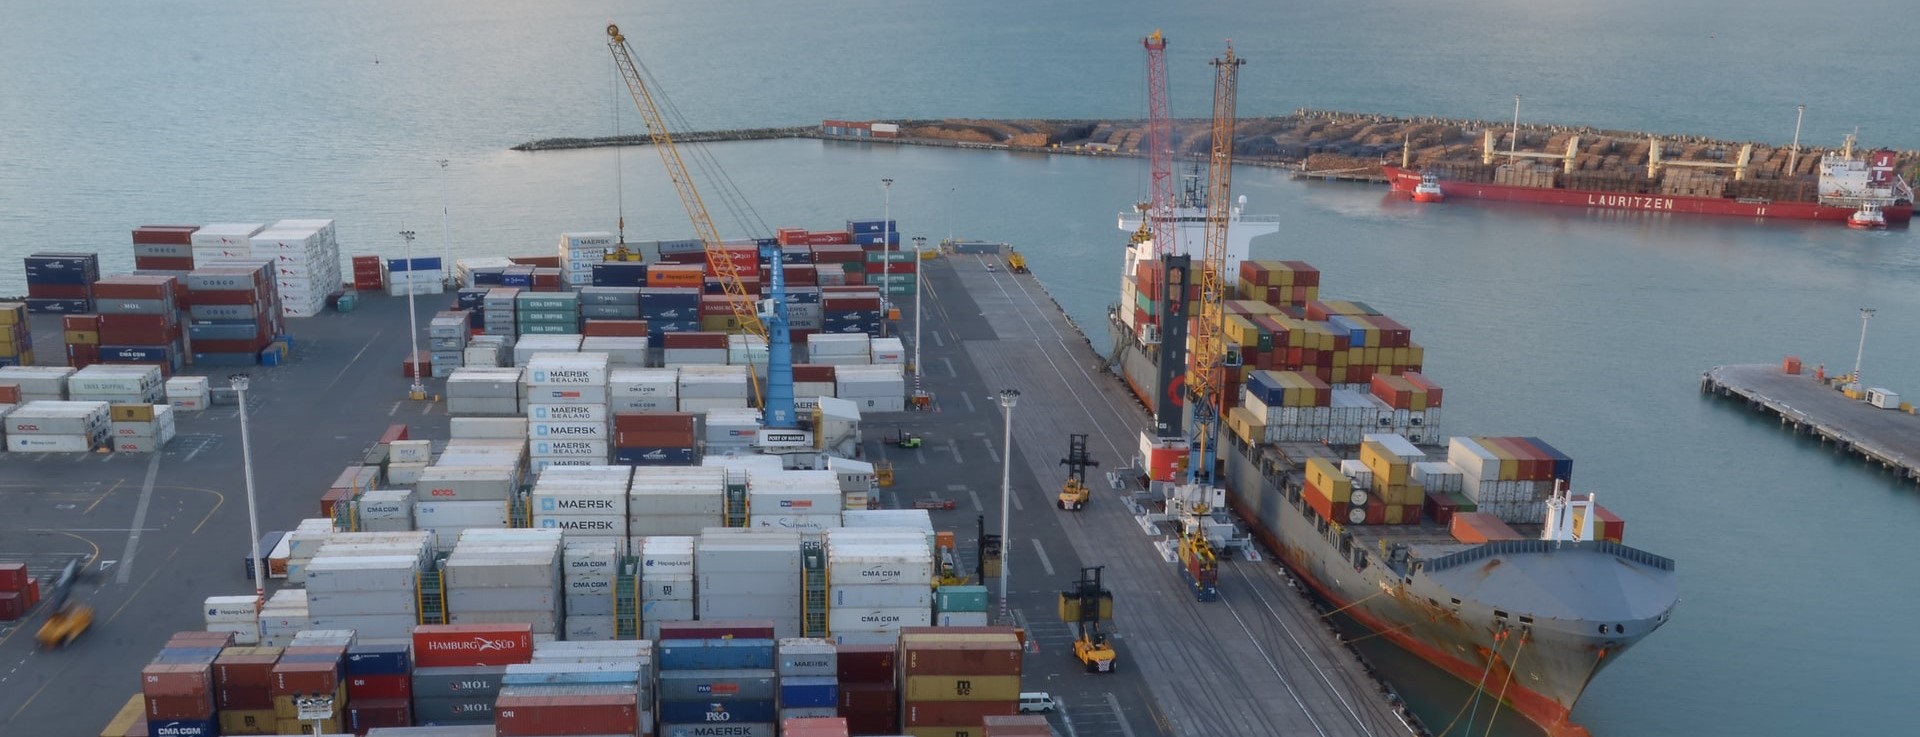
[305,613,418,639]
[579,287,642,306]
[447,397,519,416]
[307,590,419,614]
[659,722,773,737]
[564,592,613,617]
[531,641,654,663]
[95,299,170,315]
[409,696,497,724]
[777,638,837,677]
[582,304,641,319]
[412,665,509,696]
[447,610,557,631]
[656,669,776,702]
[367,726,499,737]
[431,336,468,351]
[188,303,259,321]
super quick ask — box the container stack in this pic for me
[464,334,512,369]
[806,334,870,366]
[662,332,728,365]
[628,467,725,537]
[354,489,416,533]
[69,364,165,405]
[5,400,110,452]
[580,286,643,323]
[132,225,199,271]
[560,537,621,640]
[639,287,701,340]
[792,365,837,411]
[835,365,906,413]
[444,529,565,638]
[268,632,349,735]
[413,440,525,551]
[211,640,280,734]
[190,223,264,265]
[252,220,341,318]
[384,257,446,297]
[446,367,524,417]
[513,334,583,367]
[898,627,1023,735]
[777,639,840,722]
[203,596,261,645]
[613,410,699,466]
[0,366,71,401]
[0,303,32,368]
[785,717,852,737]
[350,254,385,292]
[1357,434,1426,525]
[534,465,631,541]
[785,285,824,334]
[748,470,843,534]
[935,585,991,627]
[494,678,648,737]
[142,632,228,737]
[1446,436,1573,525]
[0,563,40,622]
[484,287,519,337]
[517,291,582,336]
[835,643,899,735]
[983,715,1054,737]
[580,334,648,367]
[702,408,761,455]
[863,249,915,298]
[557,232,614,288]
[676,365,752,412]
[343,640,414,732]
[429,313,469,378]
[60,314,97,369]
[411,623,535,725]
[526,352,612,472]
[1303,458,1358,525]
[869,337,905,366]
[303,532,433,638]
[185,263,280,365]
[110,403,177,453]
[821,291,883,336]
[609,368,678,412]
[589,260,649,289]
[638,535,697,640]
[825,529,934,645]
[24,251,100,314]
[166,376,210,412]
[697,530,804,638]
[257,589,311,648]
[656,621,779,737]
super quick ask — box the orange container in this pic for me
[1783,355,1802,375]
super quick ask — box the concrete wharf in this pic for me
[1702,364,1920,483]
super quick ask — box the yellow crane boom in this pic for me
[1187,44,1243,486]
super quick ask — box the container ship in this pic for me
[1382,130,1913,226]
[1105,190,1680,737]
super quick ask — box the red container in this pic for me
[1423,491,1458,528]
[0,592,24,621]
[583,319,649,337]
[0,562,26,592]
[191,338,262,354]
[167,631,235,648]
[94,276,178,300]
[662,332,728,349]
[346,698,413,733]
[903,700,1019,728]
[134,226,199,245]
[700,294,736,316]
[142,663,214,697]
[99,314,175,345]
[838,682,900,731]
[835,644,897,684]
[184,288,260,306]
[378,424,410,444]
[269,659,340,696]
[27,283,91,299]
[808,244,864,263]
[1401,371,1443,407]
[613,412,696,434]
[803,231,852,246]
[318,487,347,518]
[901,641,1023,677]
[347,673,412,700]
[494,691,640,736]
[982,715,1053,737]
[412,624,534,667]
[791,364,836,383]
[654,619,775,640]
[782,717,851,737]
[135,256,196,271]
[403,351,431,378]
[144,693,214,721]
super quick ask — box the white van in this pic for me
[1018,692,1060,713]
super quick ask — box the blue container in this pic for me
[501,267,536,287]
[152,646,223,664]
[100,345,175,364]
[346,642,412,676]
[658,639,776,671]
[1522,437,1576,481]
[456,288,489,310]
[385,257,443,272]
[852,231,901,247]
[26,298,92,314]
[847,219,895,235]
[1326,315,1366,347]
[778,677,838,708]
[590,262,649,287]
[615,446,699,466]
[471,270,504,287]
[648,321,700,340]
[640,303,697,321]
[501,663,643,686]
[192,351,258,366]
[25,254,100,285]
[1245,371,1286,406]
[659,699,776,724]
[188,322,260,341]
[147,719,219,737]
[259,346,283,367]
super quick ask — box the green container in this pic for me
[515,294,580,311]
[517,323,578,335]
[863,250,916,263]
[516,310,577,324]
[936,585,990,614]
[1134,290,1156,315]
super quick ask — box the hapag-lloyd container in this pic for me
[639,536,696,574]
[412,624,535,668]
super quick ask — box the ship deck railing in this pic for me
[1420,538,1675,575]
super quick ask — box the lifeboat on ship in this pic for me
[1848,202,1887,229]
[1411,173,1445,203]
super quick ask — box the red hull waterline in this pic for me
[1385,166,1913,224]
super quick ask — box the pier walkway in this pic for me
[1703,364,1920,483]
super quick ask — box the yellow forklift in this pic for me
[1057,433,1099,510]
[1059,566,1117,673]
[36,558,94,649]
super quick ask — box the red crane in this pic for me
[1141,30,1177,258]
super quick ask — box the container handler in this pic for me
[35,558,93,649]
[1059,566,1117,672]
[1057,433,1100,511]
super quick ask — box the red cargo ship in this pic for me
[1386,135,1913,225]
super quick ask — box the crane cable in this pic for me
[1435,627,1510,737]
[1477,631,1530,737]
[610,53,626,247]
[1318,589,1389,619]
[630,53,771,239]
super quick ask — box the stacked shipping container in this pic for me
[23,251,99,314]
[656,621,779,737]
[898,628,1023,737]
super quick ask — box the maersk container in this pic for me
[659,698,775,723]
[530,421,608,441]
[656,670,776,701]
[661,723,774,737]
[657,639,777,671]
[537,514,624,535]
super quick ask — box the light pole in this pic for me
[997,389,1020,619]
[881,178,894,332]
[1851,308,1875,394]
[1788,105,1807,176]
[1510,94,1522,157]
[437,159,453,289]
[232,374,265,601]
[401,229,425,400]
[912,236,926,383]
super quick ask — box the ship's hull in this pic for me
[1105,318,1677,737]
[1384,165,1914,223]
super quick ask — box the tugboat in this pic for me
[1411,172,1445,203]
[1847,201,1887,230]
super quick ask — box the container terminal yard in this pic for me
[1703,360,1920,484]
[0,252,1418,737]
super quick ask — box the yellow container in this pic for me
[1228,406,1261,445]
[1408,343,1425,366]
[110,404,156,422]
[220,709,277,736]
[701,315,742,332]
[0,342,16,360]
[0,303,21,325]
[1360,441,1410,486]
[902,675,1021,702]
[64,329,100,345]
[901,632,1016,645]
[276,717,343,736]
[1407,391,1427,412]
